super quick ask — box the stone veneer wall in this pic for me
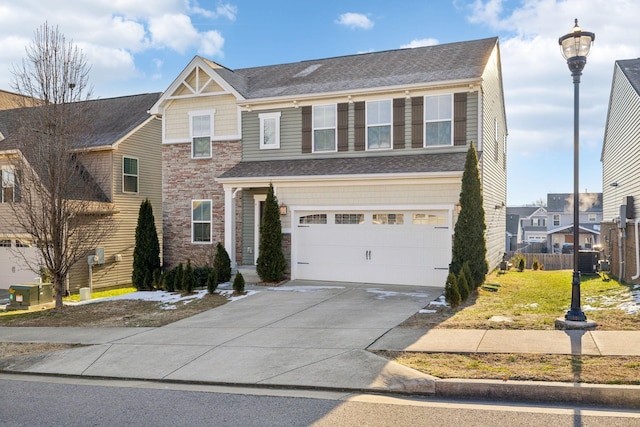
[162,140,242,269]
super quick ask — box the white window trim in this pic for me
[424,94,453,147]
[312,104,337,153]
[366,100,392,151]
[191,199,213,244]
[189,110,215,159]
[122,156,139,194]
[553,214,560,226]
[1,167,15,203]
[259,112,281,150]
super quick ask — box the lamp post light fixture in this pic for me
[559,19,595,322]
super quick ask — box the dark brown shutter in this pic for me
[14,169,21,202]
[411,97,423,148]
[302,106,312,153]
[337,102,348,152]
[454,92,467,146]
[393,98,405,150]
[354,101,365,151]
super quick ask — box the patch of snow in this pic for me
[582,305,602,312]
[218,289,258,301]
[419,309,437,314]
[428,295,448,307]
[366,288,431,299]
[488,315,513,323]
[267,286,344,292]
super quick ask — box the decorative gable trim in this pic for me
[149,56,245,116]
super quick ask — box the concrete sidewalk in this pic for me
[1,282,640,408]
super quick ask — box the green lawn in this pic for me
[430,270,638,330]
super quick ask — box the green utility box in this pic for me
[7,283,54,310]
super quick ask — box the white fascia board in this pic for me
[218,171,463,188]
[241,78,481,107]
[149,56,246,116]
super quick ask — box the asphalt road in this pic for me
[1,374,639,427]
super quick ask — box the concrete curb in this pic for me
[434,378,640,409]
[2,369,639,409]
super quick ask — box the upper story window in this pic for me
[553,214,560,226]
[259,112,281,150]
[190,111,214,158]
[192,199,212,243]
[424,94,452,147]
[1,168,15,203]
[122,157,138,193]
[313,104,336,152]
[588,214,597,222]
[367,100,392,150]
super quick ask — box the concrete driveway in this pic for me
[2,281,441,392]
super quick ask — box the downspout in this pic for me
[631,218,640,280]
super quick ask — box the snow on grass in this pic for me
[64,282,258,309]
[427,295,448,307]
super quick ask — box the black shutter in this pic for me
[454,93,467,146]
[354,101,365,151]
[337,103,348,152]
[302,106,312,153]
[393,98,405,149]
[411,97,423,148]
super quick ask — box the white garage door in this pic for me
[293,210,451,287]
[0,239,41,289]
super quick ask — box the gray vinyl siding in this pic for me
[241,92,479,161]
[477,44,507,272]
[68,117,163,292]
[602,64,640,220]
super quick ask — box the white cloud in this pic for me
[336,12,374,30]
[401,38,439,48]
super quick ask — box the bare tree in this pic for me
[5,22,116,308]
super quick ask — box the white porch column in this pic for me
[224,187,236,267]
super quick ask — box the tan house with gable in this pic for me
[0,93,163,292]
[152,37,507,287]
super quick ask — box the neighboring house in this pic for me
[151,37,507,287]
[0,93,163,292]
[0,89,39,110]
[601,58,640,282]
[506,206,548,250]
[546,193,602,253]
[506,213,520,252]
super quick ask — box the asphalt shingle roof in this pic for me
[618,58,640,96]
[219,152,467,180]
[547,193,602,213]
[211,37,498,99]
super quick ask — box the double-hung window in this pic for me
[192,200,212,243]
[123,157,138,193]
[190,111,214,158]
[553,214,560,227]
[259,112,281,149]
[313,104,336,152]
[424,94,453,146]
[367,100,392,150]
[1,168,15,203]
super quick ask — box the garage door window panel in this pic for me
[335,213,364,224]
[300,214,327,225]
[373,213,404,225]
[413,213,447,225]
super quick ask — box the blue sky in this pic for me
[1,0,638,206]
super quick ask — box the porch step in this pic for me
[235,265,260,284]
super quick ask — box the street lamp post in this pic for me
[558,19,595,322]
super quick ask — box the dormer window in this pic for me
[367,100,392,150]
[312,104,337,152]
[190,111,214,158]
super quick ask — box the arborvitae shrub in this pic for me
[214,243,232,283]
[174,263,184,291]
[132,199,160,290]
[233,272,245,294]
[457,270,470,302]
[182,259,195,293]
[445,272,461,308]
[193,266,212,288]
[532,258,540,270]
[462,261,475,290]
[207,270,218,294]
[256,183,287,283]
[518,258,525,272]
[163,268,176,292]
[152,269,162,289]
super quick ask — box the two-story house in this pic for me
[546,193,602,254]
[506,206,548,251]
[0,93,163,292]
[601,58,640,282]
[151,37,507,287]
